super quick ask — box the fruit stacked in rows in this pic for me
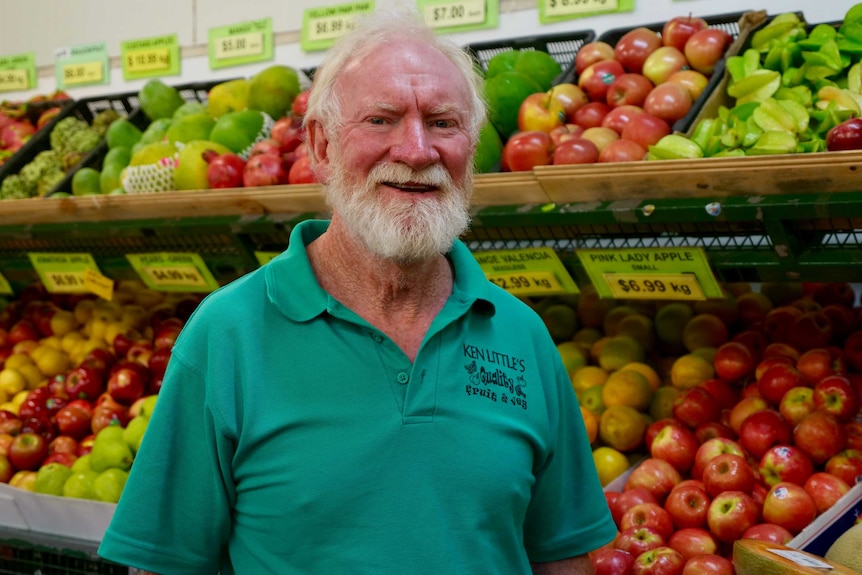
[0,91,71,172]
[532,282,862,575]
[0,280,200,502]
[499,13,734,171]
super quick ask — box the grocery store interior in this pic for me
[2,0,862,574]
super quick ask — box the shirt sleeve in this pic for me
[522,357,617,562]
[98,351,234,574]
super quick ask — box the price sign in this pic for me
[577,247,723,300]
[254,251,281,266]
[418,0,497,32]
[301,2,375,52]
[0,52,36,93]
[604,273,704,300]
[126,252,219,292]
[0,272,12,296]
[83,269,115,301]
[474,246,578,298]
[120,34,180,80]
[55,42,109,89]
[539,0,631,24]
[28,253,101,295]
[208,18,273,70]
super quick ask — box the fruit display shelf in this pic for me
[2,152,862,293]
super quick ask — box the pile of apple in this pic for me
[502,15,734,171]
[567,282,862,575]
[0,280,199,499]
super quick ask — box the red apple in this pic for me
[673,387,722,430]
[621,502,675,540]
[549,123,585,146]
[7,432,49,471]
[779,387,816,427]
[107,365,147,406]
[681,554,734,575]
[77,434,95,457]
[706,490,760,543]
[614,28,662,74]
[763,342,802,362]
[662,16,708,52]
[691,437,747,481]
[667,527,717,560]
[666,70,710,100]
[702,453,755,498]
[0,454,13,483]
[606,73,654,108]
[713,342,756,384]
[812,282,856,308]
[576,41,616,76]
[803,472,851,514]
[794,411,846,465]
[824,449,862,487]
[501,131,552,172]
[0,410,22,436]
[847,420,862,451]
[728,396,768,435]
[552,137,599,165]
[761,482,818,535]
[756,356,796,380]
[788,310,834,352]
[732,329,769,361]
[6,320,39,345]
[664,482,711,530]
[844,330,862,371]
[741,523,794,544]
[821,304,857,342]
[613,487,659,527]
[518,92,566,134]
[738,408,792,460]
[764,307,804,345]
[813,375,860,422]
[592,547,636,575]
[759,365,807,407]
[550,83,589,121]
[632,546,685,575]
[602,105,646,135]
[599,139,647,163]
[699,379,741,411]
[579,60,626,102]
[796,347,843,385]
[621,113,671,150]
[616,525,665,557]
[650,421,699,474]
[642,47,688,86]
[759,444,814,487]
[684,28,732,75]
[64,365,105,402]
[694,422,735,444]
[42,451,77,468]
[625,458,682,504]
[574,101,612,129]
[48,434,79,456]
[90,403,129,435]
[582,126,620,152]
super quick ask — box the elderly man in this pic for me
[98,7,615,575]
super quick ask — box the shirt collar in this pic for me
[266,219,496,322]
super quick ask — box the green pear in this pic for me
[93,468,129,503]
[34,463,73,496]
[123,415,149,453]
[138,394,158,419]
[63,470,99,500]
[71,454,92,473]
[90,426,134,472]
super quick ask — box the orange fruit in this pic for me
[649,386,681,421]
[599,405,647,452]
[598,335,646,372]
[590,336,612,364]
[592,446,631,487]
[570,365,609,395]
[602,369,653,411]
[580,405,598,444]
[670,353,715,389]
[682,313,729,351]
[621,361,661,391]
[578,384,606,416]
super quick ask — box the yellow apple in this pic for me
[0,368,27,397]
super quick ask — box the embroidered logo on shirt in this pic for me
[462,345,528,410]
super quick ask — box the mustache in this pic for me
[366,163,454,189]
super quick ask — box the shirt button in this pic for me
[372,334,383,343]
[397,372,409,384]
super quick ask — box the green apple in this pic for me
[123,415,149,453]
[90,426,134,472]
[34,463,73,496]
[93,468,130,503]
[62,470,98,500]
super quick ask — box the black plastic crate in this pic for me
[0,98,76,184]
[0,543,128,575]
[47,80,224,197]
[464,29,596,84]
[593,11,751,134]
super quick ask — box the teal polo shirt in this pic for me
[98,220,615,574]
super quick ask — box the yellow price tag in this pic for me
[423,0,486,28]
[83,268,114,301]
[486,271,563,296]
[603,273,705,301]
[0,68,29,92]
[214,31,264,60]
[143,265,208,288]
[125,47,170,74]
[544,0,617,18]
[306,13,358,42]
[62,61,103,86]
[43,270,87,293]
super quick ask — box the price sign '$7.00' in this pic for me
[423,0,486,28]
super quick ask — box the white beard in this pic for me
[323,159,472,263]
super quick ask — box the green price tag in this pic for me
[120,34,180,81]
[208,18,273,70]
[254,251,281,266]
[538,0,633,24]
[0,272,12,295]
[474,247,578,297]
[55,42,109,89]
[126,252,219,293]
[577,247,722,300]
[28,253,101,294]
[416,0,498,33]
[0,52,36,93]
[301,1,375,52]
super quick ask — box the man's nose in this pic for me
[390,118,440,169]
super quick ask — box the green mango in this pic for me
[248,65,301,120]
[173,140,233,190]
[105,118,142,150]
[166,113,215,145]
[72,167,102,196]
[473,123,503,174]
[207,78,250,119]
[209,110,271,155]
[139,79,185,121]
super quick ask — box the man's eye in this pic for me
[433,119,455,128]
[369,117,386,125]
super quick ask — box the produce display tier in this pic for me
[2,153,862,291]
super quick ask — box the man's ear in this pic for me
[306,119,331,182]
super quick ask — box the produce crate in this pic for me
[46,80,223,198]
[595,10,762,134]
[0,543,128,575]
[0,98,76,184]
[464,29,596,84]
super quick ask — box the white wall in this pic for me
[0,0,853,101]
